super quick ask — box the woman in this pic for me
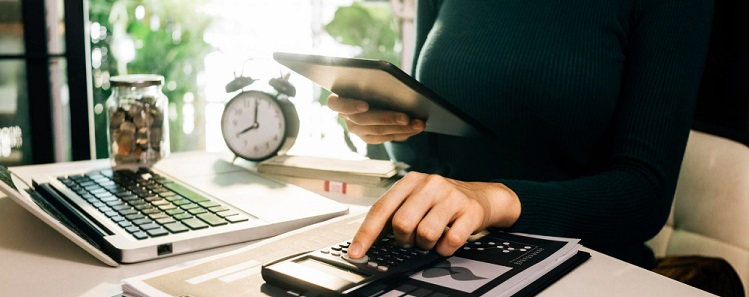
[329,0,713,270]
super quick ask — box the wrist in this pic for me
[484,182,521,228]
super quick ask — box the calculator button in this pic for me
[377,265,389,272]
[368,261,378,268]
[331,251,341,256]
[320,249,330,254]
[342,254,369,264]
[331,246,342,251]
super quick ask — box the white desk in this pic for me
[0,157,713,297]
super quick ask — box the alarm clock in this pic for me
[221,73,299,162]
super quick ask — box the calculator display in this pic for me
[261,236,444,296]
[297,257,368,283]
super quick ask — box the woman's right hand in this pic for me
[327,94,425,144]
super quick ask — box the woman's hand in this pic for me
[327,94,425,144]
[346,172,521,258]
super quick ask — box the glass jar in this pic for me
[106,74,170,168]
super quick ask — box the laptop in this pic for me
[0,152,349,266]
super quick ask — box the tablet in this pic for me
[273,52,494,138]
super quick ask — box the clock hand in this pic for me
[253,99,259,126]
[237,99,262,137]
[236,122,259,137]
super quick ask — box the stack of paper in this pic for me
[263,173,397,198]
[256,155,408,186]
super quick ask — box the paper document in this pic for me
[122,212,587,297]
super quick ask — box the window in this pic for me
[0,0,70,165]
[88,0,404,160]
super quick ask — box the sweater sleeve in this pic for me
[499,0,714,245]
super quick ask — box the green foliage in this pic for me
[322,1,401,159]
[324,2,401,68]
[320,1,401,107]
[90,0,214,158]
[320,1,402,105]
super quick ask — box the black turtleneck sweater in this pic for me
[386,0,713,267]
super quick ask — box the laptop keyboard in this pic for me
[57,168,250,240]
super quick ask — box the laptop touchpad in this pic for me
[154,155,346,223]
[182,171,344,223]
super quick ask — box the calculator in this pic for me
[261,234,445,297]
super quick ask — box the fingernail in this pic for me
[348,242,362,257]
[411,120,424,131]
[356,102,368,112]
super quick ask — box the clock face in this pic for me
[221,91,287,161]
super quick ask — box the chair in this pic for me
[647,130,749,296]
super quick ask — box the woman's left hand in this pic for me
[347,171,521,258]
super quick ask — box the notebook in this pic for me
[0,152,349,267]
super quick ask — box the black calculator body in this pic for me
[261,234,445,296]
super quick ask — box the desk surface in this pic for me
[0,156,713,297]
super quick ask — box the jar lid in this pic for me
[110,74,164,87]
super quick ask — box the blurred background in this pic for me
[0,0,415,165]
[1,0,746,166]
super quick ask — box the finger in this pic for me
[390,174,440,248]
[347,123,418,138]
[357,133,420,145]
[435,215,479,256]
[410,183,462,251]
[413,211,451,252]
[344,117,424,135]
[345,110,410,126]
[327,95,368,115]
[410,119,426,132]
[348,173,422,258]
